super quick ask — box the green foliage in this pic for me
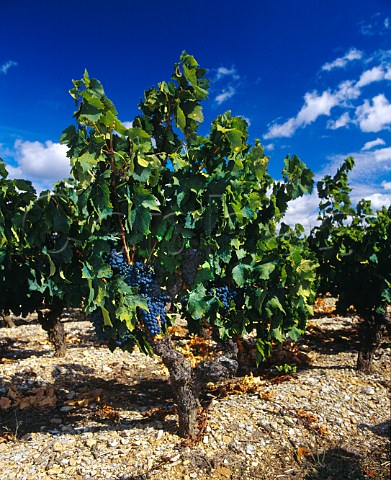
[275,363,297,374]
[1,52,319,362]
[0,162,88,317]
[309,157,391,316]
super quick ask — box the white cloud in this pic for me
[296,90,337,124]
[283,148,391,229]
[264,143,274,151]
[241,116,251,127]
[282,194,320,232]
[5,164,22,178]
[215,67,240,81]
[334,80,361,103]
[355,94,391,132]
[320,147,391,187]
[6,140,70,190]
[264,44,391,139]
[265,77,365,139]
[0,60,18,75]
[381,180,391,190]
[322,48,363,71]
[361,137,386,150]
[213,65,241,105]
[122,121,133,129]
[264,84,355,139]
[265,63,391,139]
[356,65,391,87]
[264,117,297,139]
[327,112,351,130]
[215,86,236,105]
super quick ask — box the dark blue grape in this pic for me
[138,296,168,336]
[181,248,204,285]
[105,249,127,275]
[103,249,171,338]
[208,285,243,312]
[90,309,109,341]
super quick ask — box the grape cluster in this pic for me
[90,309,108,341]
[138,296,168,336]
[106,249,127,275]
[105,249,170,336]
[115,329,133,346]
[124,262,158,296]
[181,248,204,285]
[209,285,242,312]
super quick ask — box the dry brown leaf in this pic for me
[271,374,294,384]
[297,447,311,462]
[259,390,276,401]
[95,404,121,421]
[63,388,101,408]
[312,424,330,436]
[0,397,11,410]
[296,409,318,424]
[0,431,15,443]
[7,386,19,401]
[19,396,36,410]
[37,394,57,408]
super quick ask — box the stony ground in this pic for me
[0,308,390,480]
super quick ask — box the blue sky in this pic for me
[1,0,390,227]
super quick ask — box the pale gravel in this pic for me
[0,314,390,480]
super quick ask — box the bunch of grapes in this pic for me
[181,248,204,285]
[123,261,158,295]
[90,309,108,341]
[115,329,133,347]
[209,285,242,312]
[106,249,127,275]
[138,296,169,336]
[104,249,171,337]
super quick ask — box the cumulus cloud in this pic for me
[213,65,241,105]
[327,112,351,130]
[356,65,391,87]
[6,140,70,190]
[283,146,391,229]
[381,180,391,190]
[321,48,363,71]
[264,143,274,151]
[355,94,391,132]
[361,137,386,150]
[297,91,337,124]
[281,194,320,232]
[264,47,391,139]
[215,67,240,81]
[320,147,391,186]
[264,81,360,139]
[0,60,18,75]
[215,86,236,105]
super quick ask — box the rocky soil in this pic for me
[0,309,390,480]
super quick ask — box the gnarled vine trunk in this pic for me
[357,311,388,373]
[153,336,238,438]
[38,304,66,357]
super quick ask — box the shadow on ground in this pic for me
[304,447,364,479]
[0,363,176,439]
